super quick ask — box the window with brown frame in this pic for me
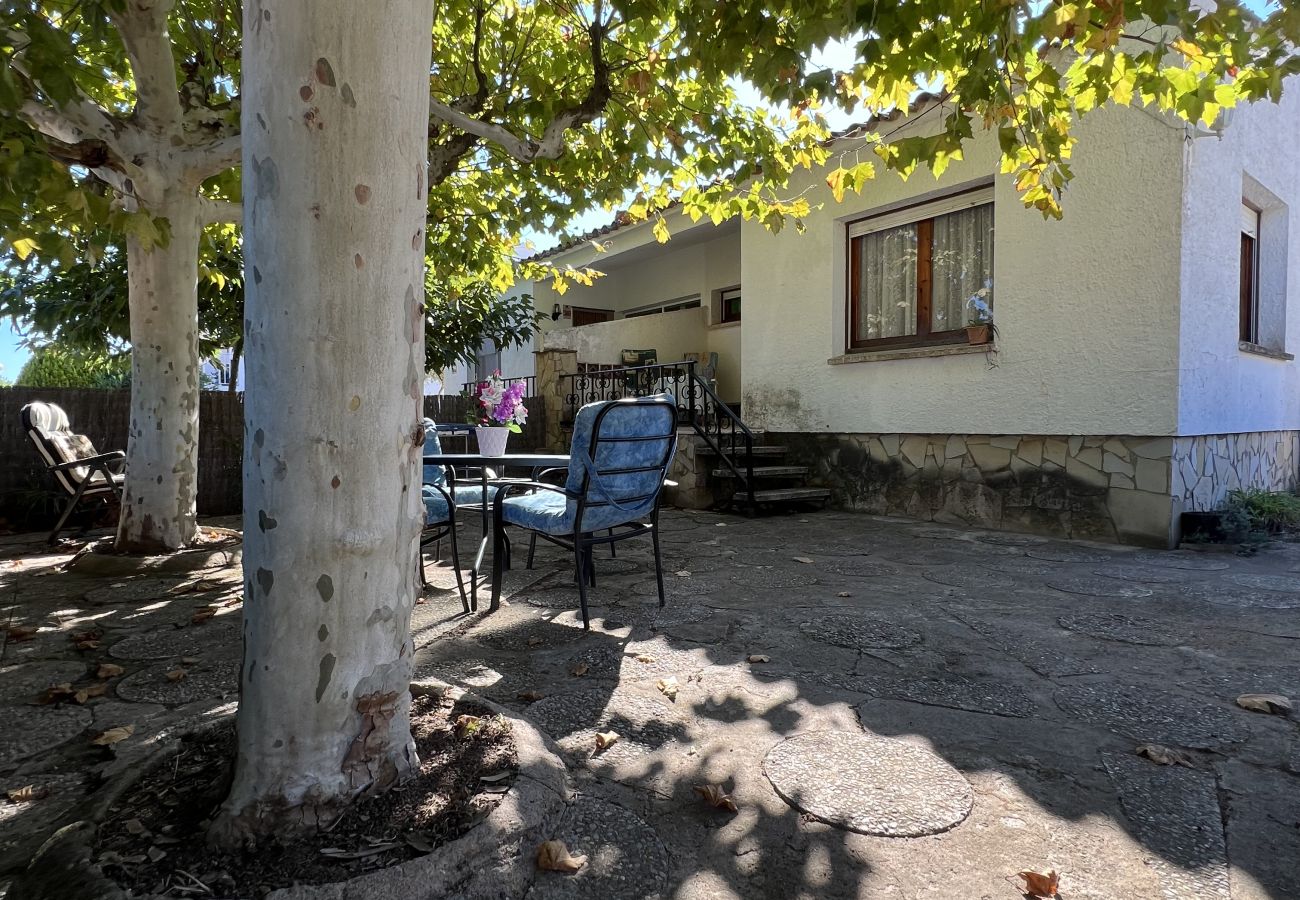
[847,189,994,351]
[718,286,742,323]
[1239,202,1260,344]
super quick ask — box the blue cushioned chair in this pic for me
[490,395,678,628]
[420,420,490,612]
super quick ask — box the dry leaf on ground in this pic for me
[835,591,852,598]
[747,654,770,663]
[674,570,691,577]
[693,784,739,812]
[516,690,544,703]
[73,683,108,704]
[527,636,544,647]
[454,715,483,738]
[1236,693,1292,715]
[1017,869,1060,898]
[96,663,124,679]
[91,725,135,747]
[792,556,814,564]
[536,840,587,873]
[38,683,76,704]
[634,654,657,663]
[656,676,679,700]
[5,625,39,642]
[180,656,199,665]
[5,785,49,804]
[594,730,620,752]
[70,631,101,651]
[569,662,590,677]
[165,669,187,683]
[190,606,217,624]
[1136,743,1195,768]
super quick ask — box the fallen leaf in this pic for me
[180,656,199,665]
[516,690,544,703]
[634,654,657,663]
[454,715,482,738]
[91,725,135,747]
[70,631,101,651]
[5,625,38,642]
[96,663,124,679]
[38,683,76,704]
[527,635,544,647]
[1136,743,1195,768]
[1236,693,1292,715]
[594,730,620,752]
[693,784,739,812]
[190,606,217,624]
[747,654,770,663]
[124,818,148,836]
[536,840,586,873]
[656,676,679,701]
[835,591,852,598]
[1017,869,1060,898]
[792,556,814,564]
[165,669,188,683]
[5,785,48,804]
[674,570,691,577]
[569,662,589,677]
[73,683,108,704]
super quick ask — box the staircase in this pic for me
[558,359,831,515]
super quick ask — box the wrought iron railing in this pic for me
[559,360,756,511]
[462,374,537,397]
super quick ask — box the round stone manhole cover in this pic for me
[473,620,587,651]
[1046,577,1154,599]
[763,730,972,836]
[1129,551,1230,571]
[84,578,190,605]
[527,687,689,763]
[0,661,90,705]
[857,676,1038,718]
[521,588,590,609]
[1054,684,1248,749]
[108,620,240,661]
[880,547,982,567]
[979,559,1058,577]
[1221,573,1300,593]
[730,568,817,589]
[587,557,644,577]
[922,569,1017,591]
[822,560,901,578]
[0,705,92,767]
[1025,547,1113,564]
[631,577,721,599]
[526,796,669,900]
[1180,585,1300,610]
[977,533,1049,547]
[1057,613,1183,646]
[797,615,922,650]
[115,660,239,705]
[1092,565,1198,585]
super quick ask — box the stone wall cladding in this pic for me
[1172,431,1300,512]
[778,433,1179,547]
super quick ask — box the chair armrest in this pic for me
[533,466,569,484]
[491,480,580,515]
[52,451,125,472]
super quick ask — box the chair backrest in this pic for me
[21,401,101,494]
[421,418,447,487]
[566,395,678,529]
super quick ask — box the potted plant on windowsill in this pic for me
[965,295,995,345]
[468,371,528,456]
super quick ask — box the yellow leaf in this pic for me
[5,785,48,804]
[651,217,670,244]
[594,730,620,752]
[656,676,679,701]
[11,237,37,260]
[693,784,739,812]
[1017,870,1060,898]
[455,714,483,738]
[96,663,124,679]
[634,654,657,663]
[536,840,587,873]
[91,725,135,747]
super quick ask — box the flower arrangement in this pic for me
[468,371,528,433]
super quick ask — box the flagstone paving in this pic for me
[2,510,1300,898]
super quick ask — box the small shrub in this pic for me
[1227,488,1300,533]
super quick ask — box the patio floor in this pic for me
[3,508,1300,898]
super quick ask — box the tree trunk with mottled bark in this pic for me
[210,0,433,844]
[115,190,202,553]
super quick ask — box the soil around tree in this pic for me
[94,694,516,898]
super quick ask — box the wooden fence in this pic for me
[0,388,546,530]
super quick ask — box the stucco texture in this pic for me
[740,105,1186,437]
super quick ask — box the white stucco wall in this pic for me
[1177,85,1300,436]
[740,104,1186,436]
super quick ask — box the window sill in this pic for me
[828,342,994,365]
[1239,341,1294,361]
[708,321,741,331]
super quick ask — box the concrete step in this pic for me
[695,445,787,458]
[734,487,832,504]
[712,465,808,478]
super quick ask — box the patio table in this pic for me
[422,451,570,611]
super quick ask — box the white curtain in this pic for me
[930,204,994,331]
[856,223,918,340]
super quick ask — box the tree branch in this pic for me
[107,0,184,135]
[186,132,241,182]
[198,196,241,225]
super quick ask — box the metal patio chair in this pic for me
[489,395,678,628]
[21,401,125,545]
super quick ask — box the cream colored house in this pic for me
[521,91,1300,547]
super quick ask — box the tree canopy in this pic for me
[15,342,130,388]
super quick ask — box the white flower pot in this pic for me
[475,426,511,457]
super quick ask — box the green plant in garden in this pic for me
[15,343,130,388]
[1226,487,1300,532]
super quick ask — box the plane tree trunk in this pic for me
[210,0,433,844]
